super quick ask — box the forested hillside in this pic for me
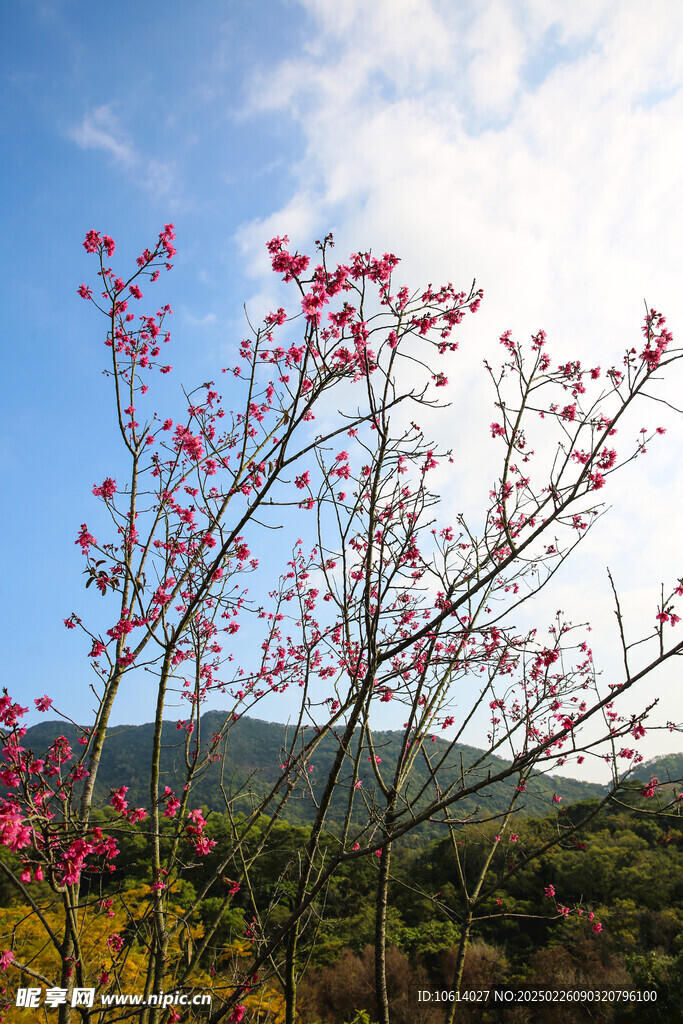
[1,785,682,1022]
[21,713,607,834]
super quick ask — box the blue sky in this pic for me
[1,0,308,718]
[3,0,683,776]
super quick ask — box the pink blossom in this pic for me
[75,524,97,553]
[229,1007,246,1024]
[159,223,176,259]
[59,838,94,885]
[301,293,323,324]
[173,425,204,461]
[265,307,287,327]
[110,786,129,813]
[193,836,217,856]
[48,736,73,765]
[0,801,32,850]
[163,787,181,817]
[83,229,102,253]
[0,950,14,970]
[0,696,27,729]
[107,933,124,953]
[93,478,116,499]
[34,695,53,713]
[640,777,658,799]
[544,884,556,898]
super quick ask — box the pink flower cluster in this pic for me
[640,309,671,370]
[185,808,217,856]
[162,786,181,817]
[92,478,117,500]
[173,425,205,462]
[266,235,310,282]
[0,801,32,851]
[83,230,115,256]
[255,233,481,389]
[110,786,147,823]
[58,828,119,886]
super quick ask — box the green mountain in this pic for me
[638,751,683,783]
[21,713,606,833]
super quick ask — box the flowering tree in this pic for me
[0,224,682,1024]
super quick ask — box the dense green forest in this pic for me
[3,716,683,1023]
[2,792,682,1021]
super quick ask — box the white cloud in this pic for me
[466,0,527,118]
[69,105,178,198]
[182,310,218,328]
[234,0,683,770]
[69,104,136,166]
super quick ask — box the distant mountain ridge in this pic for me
[638,751,683,783]
[20,712,619,830]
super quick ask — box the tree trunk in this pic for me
[375,841,392,1024]
[445,914,472,1024]
[284,919,300,1024]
